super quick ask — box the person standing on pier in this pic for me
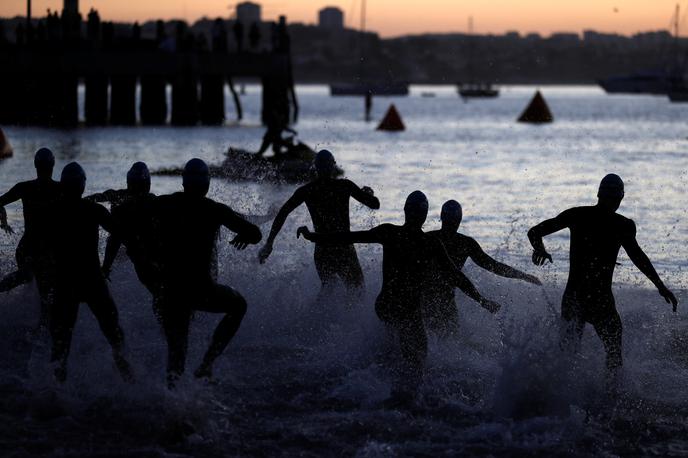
[258,150,380,301]
[528,174,678,390]
[0,148,61,327]
[152,159,262,385]
[424,199,541,337]
[297,191,501,402]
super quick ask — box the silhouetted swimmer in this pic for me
[0,148,61,326]
[86,162,158,288]
[152,158,262,385]
[50,162,133,383]
[424,200,541,337]
[298,191,500,400]
[528,174,678,389]
[256,111,298,157]
[260,150,380,300]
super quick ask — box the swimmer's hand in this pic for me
[523,274,542,286]
[532,249,552,266]
[361,186,374,196]
[658,284,678,312]
[0,223,13,235]
[480,299,501,314]
[230,234,252,250]
[258,243,272,263]
[296,226,313,241]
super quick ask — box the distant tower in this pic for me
[63,0,79,17]
[318,7,344,30]
[236,1,261,25]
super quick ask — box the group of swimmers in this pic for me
[0,147,678,399]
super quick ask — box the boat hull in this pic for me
[330,83,409,96]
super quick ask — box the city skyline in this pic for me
[0,0,684,37]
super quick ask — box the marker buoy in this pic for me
[377,104,405,131]
[517,90,553,123]
[0,127,12,158]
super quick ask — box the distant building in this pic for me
[318,7,344,30]
[63,0,79,17]
[549,32,580,44]
[236,2,261,25]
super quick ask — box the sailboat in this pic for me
[330,0,409,96]
[458,17,499,98]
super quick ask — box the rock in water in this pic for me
[377,104,405,131]
[0,127,13,158]
[517,90,553,123]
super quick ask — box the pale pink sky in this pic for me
[0,0,683,37]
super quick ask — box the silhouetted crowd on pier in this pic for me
[0,148,678,403]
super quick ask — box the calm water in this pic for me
[0,85,687,456]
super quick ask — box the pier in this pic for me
[0,7,297,128]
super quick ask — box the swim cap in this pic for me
[127,161,151,186]
[182,158,210,191]
[34,147,55,169]
[60,162,87,196]
[440,200,463,223]
[597,174,624,198]
[314,150,336,173]
[404,190,429,213]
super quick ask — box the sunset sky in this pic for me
[0,0,683,37]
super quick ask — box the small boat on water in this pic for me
[330,82,409,96]
[154,143,343,184]
[457,17,500,99]
[598,72,675,95]
[458,83,499,98]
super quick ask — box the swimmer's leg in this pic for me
[424,297,459,339]
[48,294,79,382]
[194,284,247,379]
[337,246,366,306]
[592,308,623,393]
[392,311,427,399]
[159,298,192,386]
[559,291,586,356]
[314,245,338,303]
[86,282,133,382]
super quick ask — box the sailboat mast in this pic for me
[361,0,367,33]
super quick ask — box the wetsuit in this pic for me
[288,179,377,290]
[423,230,537,336]
[529,206,636,370]
[152,192,261,379]
[0,179,62,321]
[49,199,128,377]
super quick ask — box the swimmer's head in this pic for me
[34,148,55,177]
[60,162,86,198]
[314,150,336,177]
[404,190,429,228]
[440,200,463,230]
[127,161,151,194]
[182,158,210,197]
[597,173,624,211]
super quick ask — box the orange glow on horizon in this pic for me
[0,0,683,37]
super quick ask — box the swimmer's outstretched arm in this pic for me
[259,190,305,262]
[0,184,23,234]
[527,211,572,266]
[85,189,126,204]
[219,205,262,250]
[297,227,381,245]
[433,240,501,313]
[622,222,678,311]
[469,239,541,285]
[101,235,122,279]
[349,182,380,210]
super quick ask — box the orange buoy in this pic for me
[377,104,405,131]
[0,127,12,158]
[517,90,553,123]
